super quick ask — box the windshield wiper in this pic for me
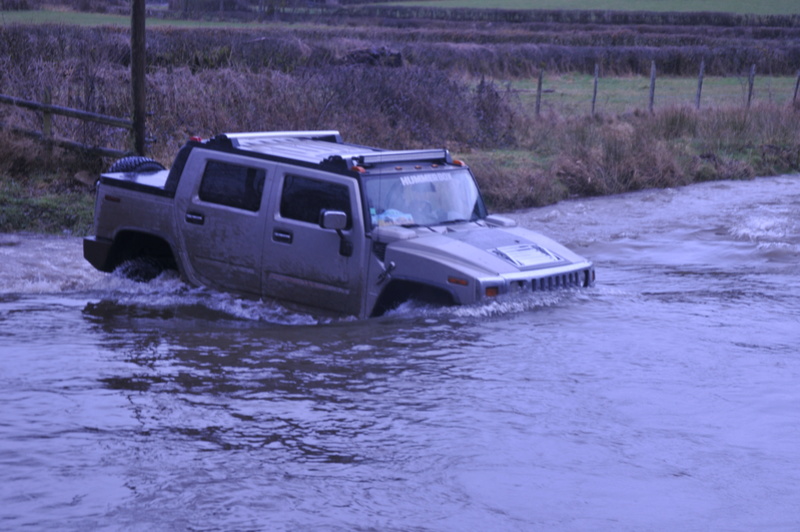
[400,219,472,229]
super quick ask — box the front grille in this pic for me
[529,270,589,291]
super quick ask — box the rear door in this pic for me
[175,151,275,295]
[263,167,366,316]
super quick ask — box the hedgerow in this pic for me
[0,17,799,217]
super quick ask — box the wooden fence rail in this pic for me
[0,92,134,159]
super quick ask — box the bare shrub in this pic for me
[552,113,691,196]
[692,103,800,177]
[553,118,631,196]
[467,152,567,211]
[741,103,800,175]
[473,78,516,148]
[142,64,514,161]
[0,131,49,176]
[689,153,753,182]
[652,106,698,140]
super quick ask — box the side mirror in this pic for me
[320,209,348,231]
[319,210,352,257]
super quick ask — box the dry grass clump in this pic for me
[467,102,800,210]
[551,115,688,196]
[0,131,52,176]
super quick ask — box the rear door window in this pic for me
[199,160,266,212]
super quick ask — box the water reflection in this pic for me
[82,300,489,465]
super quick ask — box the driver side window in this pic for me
[279,175,352,229]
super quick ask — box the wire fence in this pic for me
[519,64,800,117]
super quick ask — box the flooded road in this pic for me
[1,175,799,531]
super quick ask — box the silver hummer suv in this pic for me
[84,131,594,318]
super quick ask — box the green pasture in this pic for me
[0,10,260,28]
[385,0,800,15]
[509,74,800,116]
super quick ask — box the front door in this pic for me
[263,167,366,316]
[176,152,275,296]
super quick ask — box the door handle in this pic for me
[185,212,205,225]
[272,229,293,244]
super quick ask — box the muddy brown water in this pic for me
[1,175,799,531]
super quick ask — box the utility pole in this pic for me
[131,0,146,155]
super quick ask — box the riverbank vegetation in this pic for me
[1,3,799,233]
[0,134,94,233]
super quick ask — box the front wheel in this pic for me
[115,257,165,282]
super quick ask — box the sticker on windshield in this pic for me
[400,173,453,187]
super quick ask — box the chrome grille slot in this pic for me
[527,270,587,291]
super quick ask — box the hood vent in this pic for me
[491,244,563,269]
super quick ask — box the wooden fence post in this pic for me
[42,87,52,141]
[535,69,544,117]
[42,87,53,156]
[131,0,147,156]
[746,64,756,110]
[591,63,599,116]
[648,60,656,114]
[695,60,705,110]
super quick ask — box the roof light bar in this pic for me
[357,149,451,166]
[222,131,343,147]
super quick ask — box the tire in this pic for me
[116,257,165,282]
[108,156,165,173]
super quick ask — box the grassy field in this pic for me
[385,0,800,15]
[511,74,800,117]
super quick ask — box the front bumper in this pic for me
[83,236,114,272]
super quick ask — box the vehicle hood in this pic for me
[376,223,587,276]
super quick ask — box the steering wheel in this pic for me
[408,200,435,222]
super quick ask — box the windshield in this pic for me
[364,168,486,228]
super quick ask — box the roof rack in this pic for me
[354,149,452,167]
[204,131,453,171]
